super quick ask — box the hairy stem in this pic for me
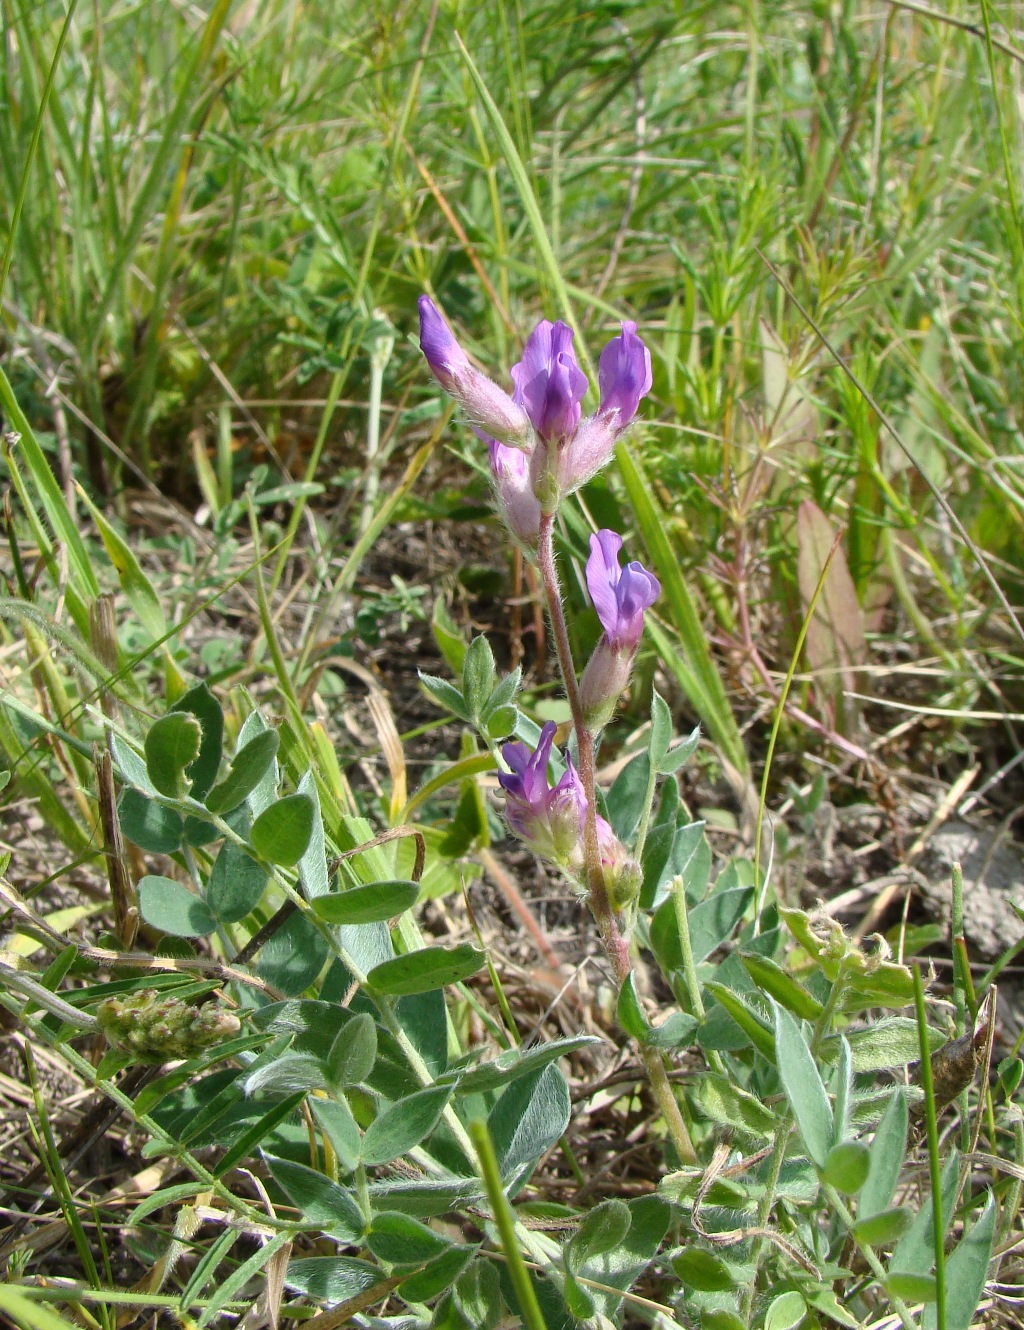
[535,512,694,1164]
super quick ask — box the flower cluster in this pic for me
[498,721,639,903]
[419,297,652,542]
[97,989,241,1062]
[418,297,659,900]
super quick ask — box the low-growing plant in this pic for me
[0,297,1015,1330]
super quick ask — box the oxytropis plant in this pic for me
[419,296,696,1160]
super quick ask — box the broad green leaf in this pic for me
[313,880,420,926]
[924,1193,996,1330]
[419,672,471,722]
[487,1063,570,1183]
[616,973,652,1043]
[860,1089,908,1219]
[238,710,278,818]
[454,1035,600,1095]
[892,1148,961,1276]
[575,1193,672,1319]
[310,1097,362,1173]
[833,1035,854,1144]
[367,944,484,996]
[658,726,701,775]
[283,1256,382,1301]
[327,1012,377,1089]
[118,788,184,853]
[773,1002,833,1166]
[367,1210,452,1265]
[703,982,775,1059]
[242,1053,327,1097]
[649,690,673,769]
[111,734,158,794]
[888,1273,938,1303]
[740,952,823,1021]
[263,1154,364,1241]
[256,909,330,997]
[764,1289,806,1330]
[367,1177,484,1218]
[398,1243,477,1303]
[250,794,315,866]
[395,988,449,1078]
[206,840,266,922]
[852,1205,914,1246]
[205,730,279,814]
[641,819,708,912]
[822,1141,870,1195]
[138,875,216,937]
[462,635,496,717]
[830,1018,945,1071]
[361,1084,452,1165]
[693,1072,776,1139]
[144,712,201,799]
[568,1199,631,1272]
[172,684,224,802]
[296,772,329,900]
[671,1247,737,1292]
[607,751,651,843]
[652,887,752,975]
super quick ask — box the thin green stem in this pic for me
[470,1119,549,1330]
[914,962,947,1330]
[740,1115,791,1322]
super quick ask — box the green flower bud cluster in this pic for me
[96,989,241,1062]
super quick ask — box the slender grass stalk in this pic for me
[0,0,80,304]
[753,526,843,919]
[914,961,948,1330]
[469,1118,550,1330]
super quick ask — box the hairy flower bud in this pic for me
[97,989,241,1063]
[418,297,532,447]
[598,320,653,426]
[488,438,541,549]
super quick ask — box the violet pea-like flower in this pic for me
[561,321,653,496]
[418,296,532,448]
[579,530,660,728]
[498,720,617,871]
[510,321,589,445]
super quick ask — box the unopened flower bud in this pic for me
[418,297,532,447]
[97,989,241,1062]
[488,438,541,549]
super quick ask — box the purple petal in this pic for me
[418,296,470,382]
[598,321,653,425]
[585,529,625,638]
[511,320,588,442]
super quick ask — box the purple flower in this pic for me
[488,438,541,549]
[598,321,653,426]
[418,296,531,446]
[560,321,653,495]
[580,530,660,728]
[585,530,660,651]
[510,321,589,444]
[498,721,590,868]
